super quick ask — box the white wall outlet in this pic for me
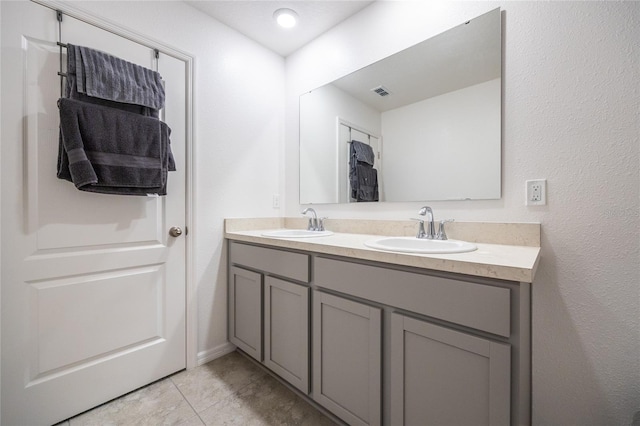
[526,179,546,206]
[272,194,280,209]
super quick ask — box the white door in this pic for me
[1,2,187,425]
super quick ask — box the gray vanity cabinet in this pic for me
[228,266,262,361]
[312,291,382,426]
[264,276,310,393]
[227,239,532,425]
[228,242,311,393]
[390,313,511,426]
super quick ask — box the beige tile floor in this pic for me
[56,351,337,426]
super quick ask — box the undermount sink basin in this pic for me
[261,229,334,238]
[364,236,477,254]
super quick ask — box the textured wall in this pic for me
[70,1,285,360]
[286,2,639,424]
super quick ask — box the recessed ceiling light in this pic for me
[273,8,298,28]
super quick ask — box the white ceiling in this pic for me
[184,1,375,57]
[331,9,501,112]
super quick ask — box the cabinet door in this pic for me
[391,313,511,426]
[313,291,382,426]
[264,276,310,393]
[228,266,262,361]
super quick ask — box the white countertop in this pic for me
[225,228,540,283]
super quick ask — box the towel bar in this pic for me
[57,12,65,98]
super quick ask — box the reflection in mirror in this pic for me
[300,8,501,204]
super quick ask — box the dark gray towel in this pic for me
[348,139,379,201]
[350,163,379,202]
[351,140,375,166]
[67,43,165,111]
[57,97,175,196]
[66,45,159,117]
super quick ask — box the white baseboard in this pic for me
[196,342,236,366]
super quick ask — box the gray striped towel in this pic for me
[69,44,165,110]
[57,97,175,196]
[351,140,375,166]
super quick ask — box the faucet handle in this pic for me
[317,217,328,231]
[436,219,454,240]
[411,217,427,238]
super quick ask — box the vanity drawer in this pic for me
[315,257,510,337]
[229,242,310,283]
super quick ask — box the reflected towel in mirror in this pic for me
[349,140,379,202]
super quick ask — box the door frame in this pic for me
[30,0,198,369]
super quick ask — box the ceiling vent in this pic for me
[371,85,391,97]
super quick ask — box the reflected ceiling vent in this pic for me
[371,85,391,97]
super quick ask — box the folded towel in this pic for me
[67,43,165,111]
[350,140,375,166]
[348,139,378,201]
[57,98,175,196]
[350,163,379,202]
[66,45,159,117]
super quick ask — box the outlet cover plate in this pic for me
[526,179,546,206]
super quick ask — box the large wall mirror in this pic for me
[300,8,501,204]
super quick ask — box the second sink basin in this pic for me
[364,236,477,254]
[262,229,334,238]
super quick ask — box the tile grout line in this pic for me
[235,352,342,425]
[170,376,207,425]
[168,361,266,424]
[169,352,274,425]
[170,371,264,425]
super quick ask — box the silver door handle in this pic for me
[169,226,183,238]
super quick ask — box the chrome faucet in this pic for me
[416,206,436,239]
[302,208,325,231]
[415,207,453,240]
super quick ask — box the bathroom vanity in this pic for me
[225,218,540,426]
